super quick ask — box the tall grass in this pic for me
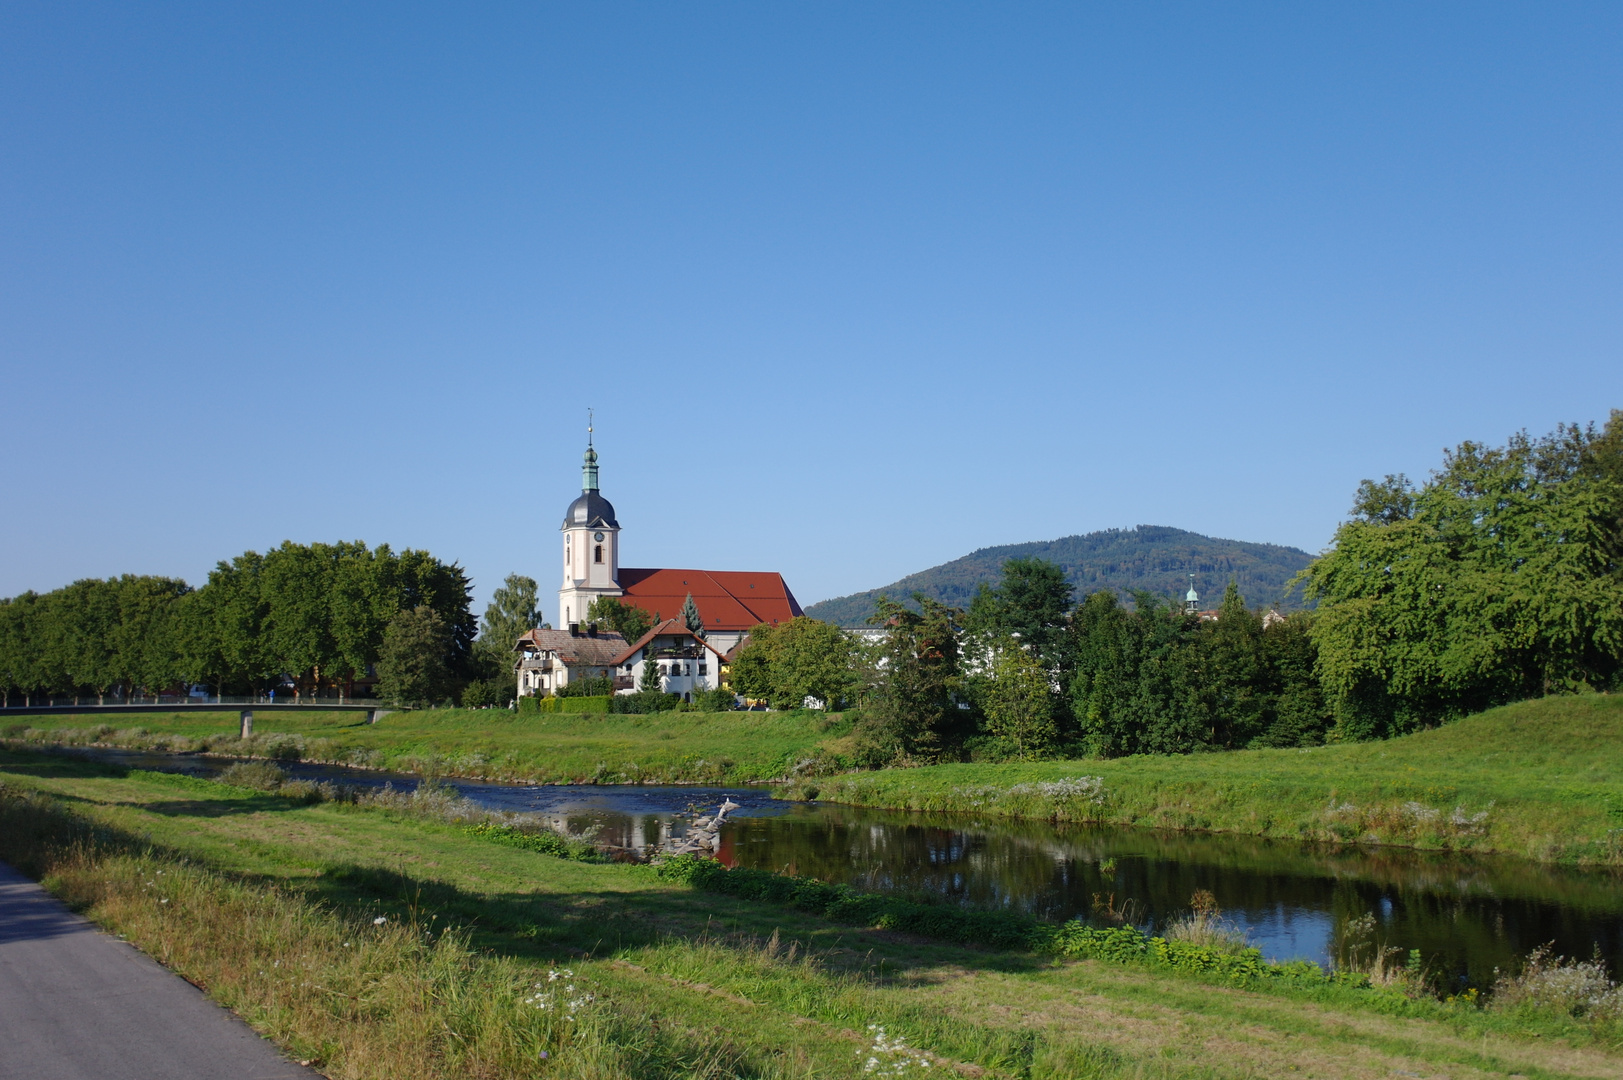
[1492,945,1623,1027]
[1159,890,1249,955]
[0,781,807,1079]
[6,753,1621,1078]
[3,706,846,784]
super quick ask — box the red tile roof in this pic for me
[607,618,731,668]
[614,568,802,633]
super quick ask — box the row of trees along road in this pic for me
[734,412,1623,762]
[0,541,479,707]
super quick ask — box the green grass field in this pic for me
[2,706,848,784]
[793,694,1623,865]
[9,693,1623,864]
[3,748,1619,1079]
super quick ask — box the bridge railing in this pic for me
[0,694,387,710]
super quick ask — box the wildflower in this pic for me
[862,1023,931,1075]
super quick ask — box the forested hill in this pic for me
[802,526,1316,626]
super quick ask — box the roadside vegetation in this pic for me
[5,747,1623,1079]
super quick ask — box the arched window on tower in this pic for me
[594,544,603,564]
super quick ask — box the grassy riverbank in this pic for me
[10,695,1623,865]
[3,747,1620,1079]
[790,695,1623,865]
[1,706,848,784]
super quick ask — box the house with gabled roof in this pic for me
[605,618,732,699]
[518,422,802,702]
[512,626,628,697]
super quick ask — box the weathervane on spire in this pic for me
[581,409,600,492]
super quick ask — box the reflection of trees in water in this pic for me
[720,804,1623,988]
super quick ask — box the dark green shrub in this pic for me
[459,678,511,708]
[557,675,614,698]
[609,691,683,714]
[695,687,738,712]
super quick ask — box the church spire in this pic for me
[581,409,599,492]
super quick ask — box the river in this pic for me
[59,747,1623,991]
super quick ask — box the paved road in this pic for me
[0,861,319,1080]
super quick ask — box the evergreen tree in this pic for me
[1068,586,1329,757]
[638,645,664,693]
[682,593,706,639]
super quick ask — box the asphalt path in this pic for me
[0,860,319,1079]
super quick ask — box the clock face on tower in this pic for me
[593,531,605,541]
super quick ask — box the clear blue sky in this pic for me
[3,3,1620,615]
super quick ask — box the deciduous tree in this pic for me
[983,642,1056,756]
[375,605,453,707]
[1305,416,1623,737]
[588,595,654,647]
[728,617,857,710]
[474,574,543,679]
[863,594,965,761]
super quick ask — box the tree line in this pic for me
[733,412,1623,761]
[5,412,1617,745]
[0,541,480,706]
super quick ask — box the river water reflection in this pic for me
[66,748,1623,989]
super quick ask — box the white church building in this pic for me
[515,429,802,701]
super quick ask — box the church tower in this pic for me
[557,419,623,631]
